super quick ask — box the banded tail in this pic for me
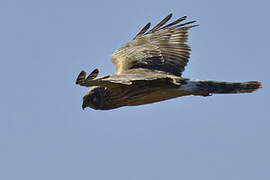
[182,80,262,96]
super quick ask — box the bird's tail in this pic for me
[182,80,262,96]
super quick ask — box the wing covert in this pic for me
[111,14,198,77]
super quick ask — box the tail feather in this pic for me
[182,80,262,96]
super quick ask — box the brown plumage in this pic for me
[76,14,262,110]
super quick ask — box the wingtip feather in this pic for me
[76,70,86,84]
[86,68,99,81]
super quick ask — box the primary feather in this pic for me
[111,14,198,76]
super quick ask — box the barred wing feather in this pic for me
[111,13,198,77]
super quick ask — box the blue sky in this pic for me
[0,0,269,180]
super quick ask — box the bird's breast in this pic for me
[103,81,191,109]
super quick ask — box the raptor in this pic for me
[76,14,262,110]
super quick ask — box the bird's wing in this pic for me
[76,68,183,88]
[111,13,198,77]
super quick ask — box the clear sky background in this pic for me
[0,0,269,180]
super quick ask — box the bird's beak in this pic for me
[82,102,87,110]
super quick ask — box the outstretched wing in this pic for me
[111,13,198,77]
[76,68,183,88]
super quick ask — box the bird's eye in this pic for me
[90,94,99,107]
[92,96,97,103]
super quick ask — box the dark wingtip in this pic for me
[86,68,99,81]
[146,13,173,34]
[76,70,86,84]
[167,13,173,18]
[133,22,151,39]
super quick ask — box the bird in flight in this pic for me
[76,13,262,110]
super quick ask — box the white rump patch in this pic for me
[180,79,200,92]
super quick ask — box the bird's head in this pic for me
[82,87,106,110]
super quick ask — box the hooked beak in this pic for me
[82,102,87,110]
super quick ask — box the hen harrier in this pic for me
[76,13,262,110]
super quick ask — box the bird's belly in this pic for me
[124,87,191,106]
[104,79,191,109]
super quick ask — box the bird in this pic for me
[76,13,262,110]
